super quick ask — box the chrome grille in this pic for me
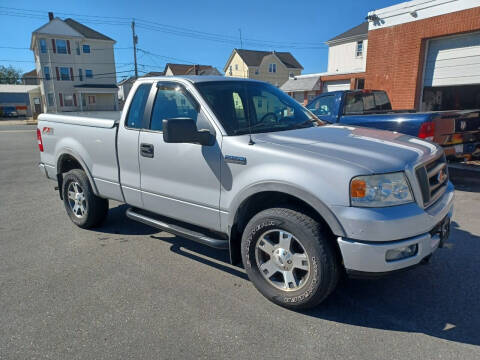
[415,154,448,207]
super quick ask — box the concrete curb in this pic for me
[0,120,37,126]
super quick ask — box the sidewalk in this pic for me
[0,119,37,126]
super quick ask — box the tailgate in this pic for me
[433,110,480,157]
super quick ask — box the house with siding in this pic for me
[163,63,221,76]
[30,12,118,112]
[223,49,303,87]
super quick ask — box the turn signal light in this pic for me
[37,128,44,152]
[350,179,366,198]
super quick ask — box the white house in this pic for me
[30,12,118,113]
[319,22,368,92]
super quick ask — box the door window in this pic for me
[307,95,335,116]
[125,83,152,129]
[150,84,199,131]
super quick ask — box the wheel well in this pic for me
[229,191,341,265]
[56,154,85,199]
[58,154,83,174]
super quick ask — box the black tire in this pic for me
[62,169,109,229]
[241,207,340,309]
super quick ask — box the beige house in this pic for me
[223,49,303,87]
[30,12,118,113]
[163,63,221,76]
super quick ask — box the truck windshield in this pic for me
[195,81,325,135]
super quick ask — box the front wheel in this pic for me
[241,207,340,309]
[62,169,109,229]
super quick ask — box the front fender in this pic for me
[226,181,346,237]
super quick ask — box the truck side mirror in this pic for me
[162,118,214,146]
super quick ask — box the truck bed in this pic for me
[38,112,123,201]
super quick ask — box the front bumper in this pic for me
[334,181,454,273]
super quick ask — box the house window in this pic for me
[268,63,277,73]
[235,64,238,71]
[88,95,96,104]
[82,44,90,54]
[39,39,47,53]
[356,40,363,57]
[60,67,70,80]
[64,94,73,106]
[44,67,50,80]
[355,78,365,90]
[255,68,259,75]
[85,69,93,78]
[78,69,83,81]
[76,41,80,55]
[47,93,54,106]
[56,39,67,54]
[289,72,294,78]
[229,66,232,76]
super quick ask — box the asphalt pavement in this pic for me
[1,125,479,359]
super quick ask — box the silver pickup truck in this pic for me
[38,76,454,309]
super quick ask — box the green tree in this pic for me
[0,65,23,84]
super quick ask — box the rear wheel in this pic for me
[241,207,340,309]
[62,169,108,228]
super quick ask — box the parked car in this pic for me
[37,77,454,309]
[306,90,480,160]
[1,106,19,118]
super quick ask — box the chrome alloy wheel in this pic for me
[255,229,310,291]
[67,182,87,218]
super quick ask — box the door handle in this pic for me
[140,143,154,158]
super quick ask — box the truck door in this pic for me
[117,82,153,208]
[138,81,221,231]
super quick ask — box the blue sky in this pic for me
[0,0,401,81]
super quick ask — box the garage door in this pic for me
[422,31,480,111]
[424,31,480,87]
[323,80,351,93]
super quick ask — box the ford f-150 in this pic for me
[38,77,454,309]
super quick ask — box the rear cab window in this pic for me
[344,91,392,115]
[125,83,152,129]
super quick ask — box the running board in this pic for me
[126,207,229,250]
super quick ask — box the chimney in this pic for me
[194,64,199,75]
[48,12,54,21]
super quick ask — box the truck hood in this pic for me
[253,125,441,173]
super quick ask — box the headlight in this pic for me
[350,172,413,207]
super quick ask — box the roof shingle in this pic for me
[64,18,114,41]
[327,22,368,43]
[234,49,303,69]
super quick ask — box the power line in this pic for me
[0,59,132,66]
[137,48,196,65]
[0,5,328,49]
[0,46,132,51]
[3,69,134,82]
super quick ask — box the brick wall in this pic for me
[365,7,480,110]
[320,72,365,90]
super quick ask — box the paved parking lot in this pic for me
[1,125,479,359]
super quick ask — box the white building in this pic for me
[30,13,118,113]
[318,22,368,92]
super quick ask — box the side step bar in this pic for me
[126,207,229,250]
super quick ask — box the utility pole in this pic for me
[132,20,138,79]
[238,28,243,49]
